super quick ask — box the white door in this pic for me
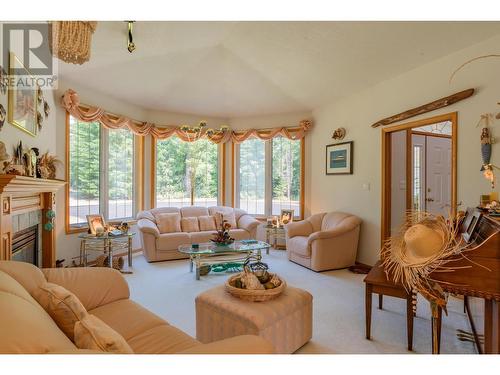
[425,136,452,216]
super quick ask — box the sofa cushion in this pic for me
[190,231,216,244]
[214,211,237,229]
[209,206,245,222]
[228,229,250,241]
[33,282,88,341]
[180,206,209,218]
[0,289,76,353]
[155,212,181,234]
[74,314,133,353]
[89,299,166,341]
[0,268,40,307]
[288,236,310,257]
[0,260,47,295]
[198,215,216,231]
[157,232,191,251]
[127,324,198,354]
[181,217,200,232]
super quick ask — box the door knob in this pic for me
[426,198,434,202]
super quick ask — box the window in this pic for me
[238,138,266,215]
[67,115,136,230]
[155,137,219,208]
[272,137,301,215]
[235,136,303,218]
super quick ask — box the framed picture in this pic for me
[8,52,38,136]
[280,209,294,224]
[461,208,482,243]
[326,141,353,175]
[86,214,106,235]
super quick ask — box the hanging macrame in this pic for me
[50,21,97,65]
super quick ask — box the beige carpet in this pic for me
[124,249,475,354]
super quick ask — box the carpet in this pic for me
[124,249,475,354]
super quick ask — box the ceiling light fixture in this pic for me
[126,21,136,53]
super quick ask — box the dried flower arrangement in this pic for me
[211,215,235,245]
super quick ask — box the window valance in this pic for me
[61,89,312,143]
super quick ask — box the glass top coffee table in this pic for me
[178,240,270,280]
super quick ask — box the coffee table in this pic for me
[178,240,271,280]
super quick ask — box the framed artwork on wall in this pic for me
[326,141,353,175]
[8,52,38,136]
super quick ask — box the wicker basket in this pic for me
[225,272,287,302]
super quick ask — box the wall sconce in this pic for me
[332,127,346,141]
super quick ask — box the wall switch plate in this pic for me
[362,183,370,191]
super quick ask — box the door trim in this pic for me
[381,112,458,248]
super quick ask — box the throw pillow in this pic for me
[215,211,237,229]
[198,215,216,231]
[154,212,181,233]
[181,217,200,232]
[33,282,88,341]
[74,314,133,354]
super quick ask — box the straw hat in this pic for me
[402,223,445,265]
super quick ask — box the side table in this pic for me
[265,226,286,250]
[79,232,134,268]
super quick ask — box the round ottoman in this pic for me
[195,285,313,353]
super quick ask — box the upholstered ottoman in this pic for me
[195,285,312,353]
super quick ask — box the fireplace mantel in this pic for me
[0,175,66,267]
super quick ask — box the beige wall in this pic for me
[310,34,500,266]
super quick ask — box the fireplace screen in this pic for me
[11,225,39,266]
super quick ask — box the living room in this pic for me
[1,1,500,372]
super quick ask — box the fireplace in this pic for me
[0,175,65,267]
[11,225,40,266]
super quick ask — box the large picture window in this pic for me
[155,137,219,208]
[235,136,303,218]
[67,115,136,230]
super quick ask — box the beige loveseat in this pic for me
[137,206,260,262]
[0,261,273,354]
[285,212,362,272]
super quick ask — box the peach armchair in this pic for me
[285,212,362,271]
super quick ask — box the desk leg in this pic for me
[365,284,372,340]
[378,294,383,310]
[406,296,414,351]
[431,302,442,354]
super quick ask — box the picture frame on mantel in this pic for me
[326,141,353,175]
[8,52,38,137]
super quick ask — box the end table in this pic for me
[265,226,286,250]
[79,232,134,268]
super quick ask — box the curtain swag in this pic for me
[61,89,312,144]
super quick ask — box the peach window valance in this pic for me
[61,89,312,144]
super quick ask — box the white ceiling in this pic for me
[58,21,500,117]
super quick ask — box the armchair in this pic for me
[285,212,362,271]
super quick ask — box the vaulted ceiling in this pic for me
[58,21,500,117]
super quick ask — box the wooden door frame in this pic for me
[381,112,458,248]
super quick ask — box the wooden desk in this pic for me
[431,214,500,354]
[364,260,415,351]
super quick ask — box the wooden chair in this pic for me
[364,260,415,351]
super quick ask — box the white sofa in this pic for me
[137,206,260,262]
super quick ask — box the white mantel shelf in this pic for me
[0,175,66,194]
